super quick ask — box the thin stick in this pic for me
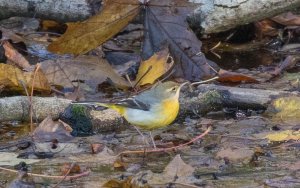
[120,126,211,155]
[209,41,221,51]
[0,166,90,181]
[29,63,41,132]
[190,76,219,86]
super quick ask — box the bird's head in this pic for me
[154,81,188,100]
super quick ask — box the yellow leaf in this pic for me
[265,130,300,142]
[47,0,140,55]
[270,96,300,125]
[135,48,173,86]
[0,64,51,93]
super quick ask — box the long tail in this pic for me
[72,101,125,114]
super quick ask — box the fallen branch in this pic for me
[0,96,71,122]
[0,0,101,22]
[189,0,300,34]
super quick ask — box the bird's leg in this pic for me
[133,126,150,146]
[149,131,157,150]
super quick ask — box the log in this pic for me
[1,85,299,123]
[1,0,299,34]
[180,84,300,116]
[190,0,300,34]
[0,96,71,122]
[0,0,101,22]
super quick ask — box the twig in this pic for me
[125,74,134,88]
[190,76,219,86]
[120,126,211,155]
[209,41,221,51]
[0,166,90,181]
[30,64,41,132]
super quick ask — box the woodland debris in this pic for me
[190,0,300,34]
[1,85,299,126]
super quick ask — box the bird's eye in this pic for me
[171,87,177,91]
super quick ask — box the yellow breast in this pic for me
[116,98,180,130]
[160,98,180,126]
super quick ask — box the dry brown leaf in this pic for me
[142,0,218,81]
[218,69,259,83]
[135,48,172,86]
[0,26,24,42]
[254,19,279,38]
[270,55,298,76]
[103,177,134,188]
[130,154,197,186]
[272,12,300,26]
[3,40,31,69]
[40,56,130,90]
[47,0,141,55]
[33,116,74,142]
[0,64,50,93]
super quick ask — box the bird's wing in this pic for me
[115,97,151,111]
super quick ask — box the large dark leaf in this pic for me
[142,0,219,81]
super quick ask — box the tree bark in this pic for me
[0,0,101,22]
[1,0,299,34]
[190,0,300,34]
[0,96,71,122]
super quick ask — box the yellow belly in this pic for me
[124,99,180,130]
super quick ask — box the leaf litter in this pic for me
[1,0,300,187]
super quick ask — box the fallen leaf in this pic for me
[113,160,127,171]
[40,56,130,90]
[61,163,81,175]
[163,154,194,179]
[0,26,24,42]
[269,96,300,125]
[269,55,298,76]
[254,19,279,38]
[0,64,51,93]
[216,147,254,162]
[272,12,300,26]
[47,0,141,55]
[2,40,31,69]
[70,146,117,164]
[218,69,259,83]
[265,130,300,142]
[91,143,105,154]
[135,48,173,86]
[142,0,218,81]
[131,154,197,186]
[103,177,134,188]
[33,116,74,142]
